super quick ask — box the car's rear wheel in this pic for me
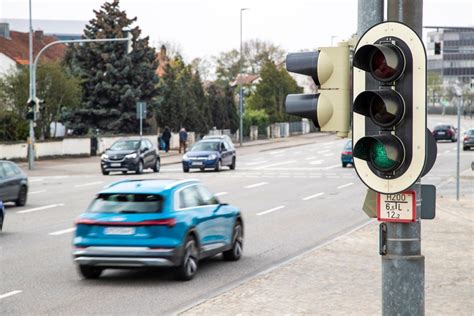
[175,236,199,281]
[153,158,160,173]
[183,166,190,173]
[102,169,109,175]
[136,160,144,174]
[463,146,469,151]
[342,162,347,168]
[230,157,236,170]
[78,265,102,279]
[223,221,243,261]
[15,186,27,206]
[0,215,3,231]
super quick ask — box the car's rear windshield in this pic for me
[191,141,219,152]
[87,193,164,213]
[467,129,474,136]
[434,125,450,130]
[110,141,140,151]
[344,140,352,150]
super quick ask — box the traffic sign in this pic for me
[377,191,416,223]
[136,101,147,119]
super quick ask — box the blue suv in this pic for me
[73,179,243,280]
[182,139,236,172]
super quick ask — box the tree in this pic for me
[205,82,239,132]
[0,63,81,140]
[246,60,303,123]
[64,0,158,135]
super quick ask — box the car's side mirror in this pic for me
[143,147,149,152]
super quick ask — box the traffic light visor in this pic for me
[286,93,318,126]
[286,51,320,85]
[354,44,405,82]
[353,90,404,127]
[354,135,404,172]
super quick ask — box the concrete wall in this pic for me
[0,138,90,160]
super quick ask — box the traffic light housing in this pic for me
[285,41,350,137]
[352,21,427,194]
[26,98,35,121]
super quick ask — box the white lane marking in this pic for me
[74,181,104,188]
[215,192,228,197]
[49,227,76,236]
[323,153,334,157]
[245,160,269,166]
[17,203,65,214]
[269,150,285,155]
[324,164,341,170]
[305,156,317,160]
[29,190,46,195]
[337,182,354,189]
[244,182,268,189]
[309,160,324,165]
[29,179,43,183]
[274,154,285,158]
[257,205,285,216]
[302,192,325,201]
[317,150,330,154]
[0,290,22,300]
[261,160,296,169]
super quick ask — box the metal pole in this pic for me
[384,1,424,315]
[28,0,35,170]
[456,94,462,200]
[140,103,143,140]
[357,0,384,38]
[239,9,244,147]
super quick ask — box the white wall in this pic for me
[0,138,90,160]
[0,53,17,77]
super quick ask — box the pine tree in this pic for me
[64,0,158,135]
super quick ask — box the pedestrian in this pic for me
[179,127,188,154]
[162,126,171,153]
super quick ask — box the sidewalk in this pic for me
[182,196,473,315]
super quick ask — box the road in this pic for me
[0,115,472,315]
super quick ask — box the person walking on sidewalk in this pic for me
[162,127,171,153]
[179,128,188,154]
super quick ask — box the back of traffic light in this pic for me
[285,41,350,137]
[352,21,429,194]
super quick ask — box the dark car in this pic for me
[341,140,353,168]
[0,160,28,206]
[463,128,474,150]
[0,201,4,231]
[182,139,236,172]
[432,124,457,142]
[100,139,160,175]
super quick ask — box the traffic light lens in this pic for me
[371,98,396,125]
[370,142,397,170]
[372,51,397,81]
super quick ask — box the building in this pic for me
[0,23,66,76]
[426,27,474,89]
[1,18,85,41]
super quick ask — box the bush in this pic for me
[0,112,28,141]
[243,109,269,136]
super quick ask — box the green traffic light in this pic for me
[370,142,397,170]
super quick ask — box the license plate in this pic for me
[192,161,203,166]
[111,163,121,167]
[104,227,135,235]
[438,132,445,135]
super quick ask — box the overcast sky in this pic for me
[1,0,473,62]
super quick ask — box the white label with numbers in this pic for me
[377,191,416,222]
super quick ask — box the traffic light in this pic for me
[434,42,441,55]
[26,98,35,121]
[285,41,350,137]
[36,98,45,112]
[352,21,428,194]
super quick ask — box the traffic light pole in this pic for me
[27,37,131,169]
[382,181,424,315]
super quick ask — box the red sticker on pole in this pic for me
[377,191,416,223]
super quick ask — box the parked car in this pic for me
[100,138,160,175]
[0,160,28,206]
[0,201,4,231]
[73,179,244,280]
[341,140,353,168]
[182,139,236,172]
[432,124,457,142]
[463,128,474,151]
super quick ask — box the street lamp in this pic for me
[239,8,249,147]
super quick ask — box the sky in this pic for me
[1,0,473,62]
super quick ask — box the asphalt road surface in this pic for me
[1,116,472,315]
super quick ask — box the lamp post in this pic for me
[239,8,249,147]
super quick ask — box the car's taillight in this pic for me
[75,218,176,227]
[342,151,352,155]
[465,136,469,141]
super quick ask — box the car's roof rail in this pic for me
[164,178,199,190]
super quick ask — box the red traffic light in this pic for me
[354,44,405,83]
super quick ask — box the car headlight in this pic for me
[208,154,217,160]
[183,154,189,160]
[125,153,138,159]
[101,154,108,160]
